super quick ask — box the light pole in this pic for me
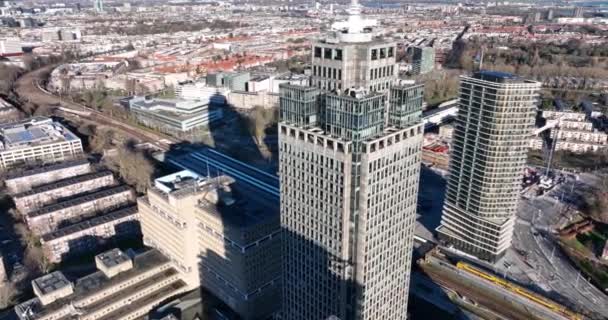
[533,209,541,226]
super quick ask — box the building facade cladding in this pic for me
[0,117,84,170]
[195,203,281,320]
[40,205,140,263]
[388,84,424,128]
[13,171,115,214]
[5,159,91,194]
[139,175,281,320]
[279,126,353,320]
[139,188,201,286]
[279,66,423,320]
[279,84,321,126]
[128,97,223,134]
[437,71,541,262]
[311,41,397,93]
[324,93,386,143]
[26,185,134,235]
[0,137,83,170]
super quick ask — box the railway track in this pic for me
[422,266,543,320]
[13,66,178,151]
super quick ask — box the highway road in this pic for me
[13,66,177,151]
[507,179,608,319]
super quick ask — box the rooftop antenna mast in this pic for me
[479,46,484,71]
[206,157,210,179]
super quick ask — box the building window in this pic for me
[333,68,336,79]
[335,49,343,60]
[338,69,342,80]
[371,49,378,60]
[380,48,386,59]
[324,48,332,59]
[314,47,322,58]
[388,47,394,58]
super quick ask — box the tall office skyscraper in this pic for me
[437,71,540,262]
[94,0,103,13]
[279,0,424,318]
[411,46,435,75]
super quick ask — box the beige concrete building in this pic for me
[26,185,134,235]
[41,205,140,263]
[5,159,91,195]
[13,171,115,214]
[15,248,188,320]
[139,170,281,320]
[0,117,83,170]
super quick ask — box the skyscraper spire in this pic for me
[330,0,376,42]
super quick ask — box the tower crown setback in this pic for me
[329,0,377,43]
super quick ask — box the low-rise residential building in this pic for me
[127,97,223,134]
[422,134,450,170]
[41,205,140,263]
[206,71,251,91]
[175,81,228,105]
[13,171,115,214]
[26,185,134,235]
[5,159,91,194]
[270,73,310,93]
[542,110,586,122]
[531,110,608,153]
[15,248,188,320]
[0,117,83,170]
[139,170,281,320]
[0,37,21,57]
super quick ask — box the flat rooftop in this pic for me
[15,249,175,320]
[152,170,277,228]
[32,271,71,295]
[5,158,89,180]
[14,171,113,198]
[96,248,131,269]
[196,181,279,229]
[0,117,80,151]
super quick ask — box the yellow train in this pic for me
[456,262,584,320]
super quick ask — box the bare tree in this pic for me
[24,245,52,275]
[104,143,154,193]
[245,106,277,145]
[90,128,115,153]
